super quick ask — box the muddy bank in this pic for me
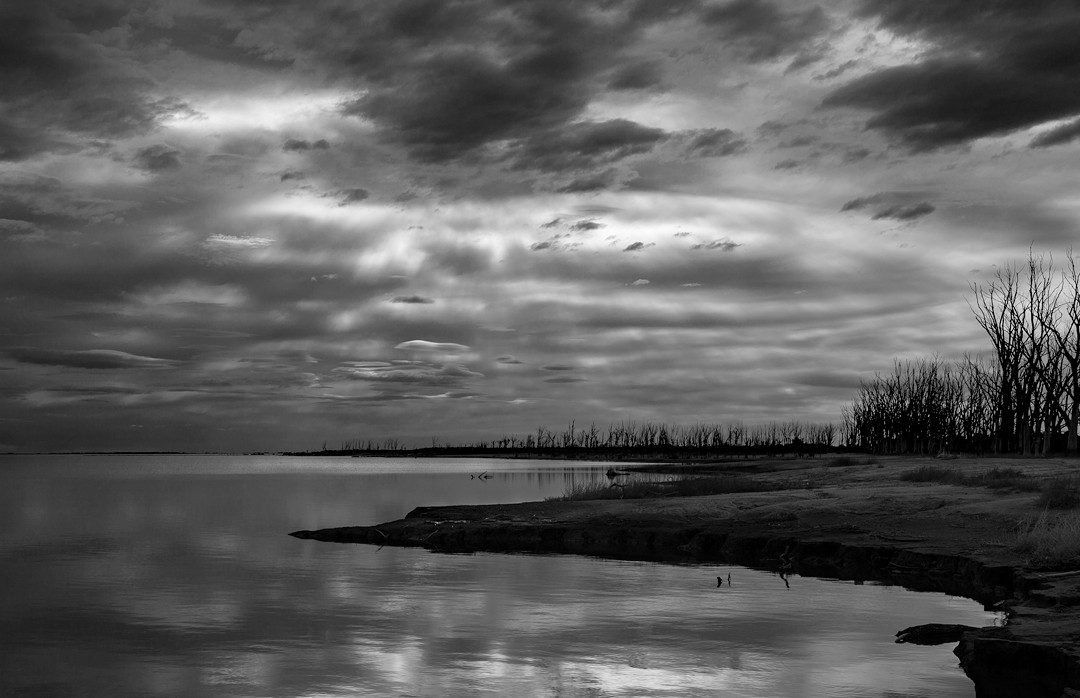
[291,456,1080,697]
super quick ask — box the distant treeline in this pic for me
[846,249,1080,456]
[304,419,843,459]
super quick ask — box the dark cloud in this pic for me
[813,59,858,81]
[701,0,830,63]
[338,188,370,204]
[557,170,625,193]
[544,375,587,383]
[624,242,646,252]
[390,295,435,304]
[512,119,667,173]
[1030,118,1080,148]
[841,193,935,221]
[607,60,664,90]
[0,5,186,158]
[496,355,524,364]
[316,2,678,165]
[133,144,182,173]
[280,171,305,182]
[8,348,177,370]
[823,1,1080,150]
[871,202,936,221]
[691,239,741,251]
[541,363,576,371]
[569,220,604,232]
[283,139,331,152]
[680,128,748,158]
[344,39,590,161]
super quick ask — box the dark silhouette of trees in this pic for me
[313,418,841,459]
[850,249,1080,456]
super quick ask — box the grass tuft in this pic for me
[1036,477,1080,510]
[1014,510,1080,567]
[550,474,779,501]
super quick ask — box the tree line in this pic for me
[316,419,840,458]
[847,250,1080,456]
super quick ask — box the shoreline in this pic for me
[291,455,1080,698]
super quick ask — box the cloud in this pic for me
[679,128,748,158]
[8,348,178,370]
[335,360,483,386]
[1030,118,1080,148]
[569,220,604,232]
[395,340,470,353]
[283,138,330,152]
[555,169,630,194]
[544,375,587,384]
[630,278,651,286]
[203,234,274,249]
[496,355,524,365]
[541,363,576,371]
[871,202,936,221]
[701,0,831,63]
[133,144,182,172]
[337,188,370,204]
[623,242,647,252]
[607,60,664,90]
[511,119,668,173]
[823,1,1080,150]
[390,295,434,304]
[690,239,741,251]
[0,5,187,159]
[841,194,936,221]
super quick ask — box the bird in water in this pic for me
[716,573,732,587]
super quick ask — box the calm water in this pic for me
[1,455,1000,698]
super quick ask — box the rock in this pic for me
[895,623,980,645]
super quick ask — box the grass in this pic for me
[1014,510,1080,567]
[899,465,1040,492]
[1036,477,1080,510]
[826,455,878,467]
[550,474,781,501]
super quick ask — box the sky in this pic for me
[2,0,1079,453]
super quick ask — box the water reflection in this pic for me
[0,455,998,697]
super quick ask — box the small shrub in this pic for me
[971,468,1040,492]
[1036,477,1080,510]
[899,465,964,485]
[1014,510,1080,567]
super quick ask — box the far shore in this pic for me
[292,454,1080,698]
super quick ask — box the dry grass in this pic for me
[826,455,879,467]
[1036,477,1080,510]
[899,464,1040,492]
[1013,510,1080,567]
[550,474,781,501]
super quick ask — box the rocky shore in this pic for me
[291,456,1080,697]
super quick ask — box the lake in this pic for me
[0,455,1001,697]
